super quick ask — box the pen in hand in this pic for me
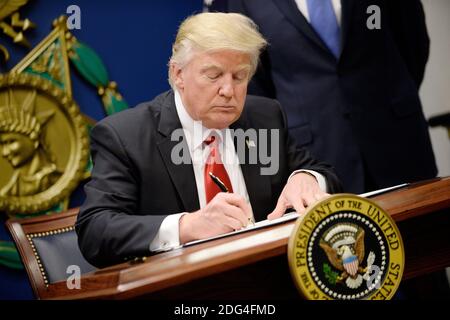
[208,171,229,192]
[208,171,255,226]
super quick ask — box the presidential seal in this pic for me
[0,73,89,214]
[288,194,404,300]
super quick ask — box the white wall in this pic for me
[420,0,450,177]
[420,0,450,286]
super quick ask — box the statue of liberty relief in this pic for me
[0,89,62,196]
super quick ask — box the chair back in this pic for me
[6,208,96,299]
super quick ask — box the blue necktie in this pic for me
[306,0,340,58]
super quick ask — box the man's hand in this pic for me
[267,172,329,220]
[179,193,253,244]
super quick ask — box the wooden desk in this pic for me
[47,177,450,299]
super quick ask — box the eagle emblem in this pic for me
[320,223,375,289]
[288,195,404,299]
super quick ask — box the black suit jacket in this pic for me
[76,91,342,268]
[214,0,437,193]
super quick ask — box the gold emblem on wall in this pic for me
[0,0,35,61]
[0,72,88,214]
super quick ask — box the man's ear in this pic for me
[171,64,184,90]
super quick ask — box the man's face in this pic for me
[172,49,251,129]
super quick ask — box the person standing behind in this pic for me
[209,0,437,193]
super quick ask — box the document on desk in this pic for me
[183,212,302,248]
[180,183,408,249]
[359,183,408,198]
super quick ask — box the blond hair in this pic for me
[168,12,267,87]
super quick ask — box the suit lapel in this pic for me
[272,0,332,56]
[230,111,273,222]
[340,0,355,56]
[156,92,200,212]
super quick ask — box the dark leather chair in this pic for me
[6,208,96,299]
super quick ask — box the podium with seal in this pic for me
[6,177,450,299]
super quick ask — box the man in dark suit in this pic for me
[210,0,437,193]
[76,12,342,268]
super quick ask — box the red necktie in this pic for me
[204,136,233,203]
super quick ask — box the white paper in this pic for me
[183,211,301,247]
[358,183,408,198]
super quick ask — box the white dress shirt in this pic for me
[150,91,328,252]
[295,0,342,26]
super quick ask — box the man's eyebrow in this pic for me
[200,64,222,71]
[234,65,251,72]
[200,64,251,72]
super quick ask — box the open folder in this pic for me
[169,182,409,250]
